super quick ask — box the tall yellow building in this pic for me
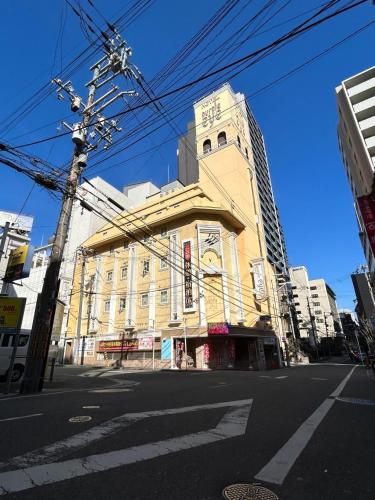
[66,84,283,370]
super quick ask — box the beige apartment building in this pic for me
[336,66,375,279]
[65,84,287,371]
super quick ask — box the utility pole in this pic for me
[22,28,140,393]
[81,275,94,366]
[0,221,10,263]
[307,297,320,360]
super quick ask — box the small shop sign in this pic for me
[207,322,229,335]
[98,338,138,352]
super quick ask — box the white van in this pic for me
[0,331,30,382]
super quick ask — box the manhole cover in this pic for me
[222,484,278,500]
[90,388,133,393]
[69,416,92,423]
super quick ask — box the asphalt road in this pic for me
[0,363,374,500]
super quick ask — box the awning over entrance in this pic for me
[228,325,276,339]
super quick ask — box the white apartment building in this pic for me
[289,266,341,343]
[336,66,375,276]
[6,177,160,350]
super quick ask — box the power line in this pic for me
[10,0,367,150]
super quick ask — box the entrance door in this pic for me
[64,341,73,364]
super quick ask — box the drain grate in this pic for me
[222,483,278,500]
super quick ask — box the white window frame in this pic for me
[119,297,126,312]
[104,300,110,313]
[106,270,113,282]
[160,257,168,270]
[142,260,150,276]
[141,293,149,308]
[160,289,168,305]
[121,265,128,280]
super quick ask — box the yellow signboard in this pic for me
[0,297,25,333]
[4,245,31,281]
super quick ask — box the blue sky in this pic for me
[1,0,374,310]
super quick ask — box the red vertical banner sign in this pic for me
[357,195,375,255]
[183,240,193,309]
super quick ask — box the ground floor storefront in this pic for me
[61,325,281,370]
[171,329,280,371]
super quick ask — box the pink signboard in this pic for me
[357,195,375,256]
[207,322,229,335]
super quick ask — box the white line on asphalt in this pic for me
[330,366,356,398]
[258,375,271,378]
[0,379,138,403]
[254,366,357,485]
[275,376,288,379]
[0,400,252,495]
[0,399,252,470]
[0,413,43,423]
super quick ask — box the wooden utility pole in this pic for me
[21,29,140,393]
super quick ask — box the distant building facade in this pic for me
[289,266,341,343]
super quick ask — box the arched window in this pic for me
[218,131,227,147]
[237,135,241,148]
[203,139,211,154]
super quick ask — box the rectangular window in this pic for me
[313,302,320,307]
[310,286,317,290]
[121,265,128,280]
[316,318,324,323]
[315,310,322,315]
[104,300,110,313]
[294,302,300,306]
[142,260,150,276]
[293,294,299,298]
[106,270,113,282]
[296,310,301,314]
[141,293,149,307]
[160,289,168,304]
[311,294,319,298]
[119,297,126,312]
[160,257,168,270]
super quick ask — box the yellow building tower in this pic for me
[66,84,282,370]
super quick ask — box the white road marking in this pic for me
[330,366,356,398]
[68,416,92,423]
[335,397,375,406]
[0,399,252,495]
[0,399,252,470]
[255,366,357,485]
[90,388,133,393]
[0,413,43,423]
[275,376,288,379]
[82,406,100,409]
